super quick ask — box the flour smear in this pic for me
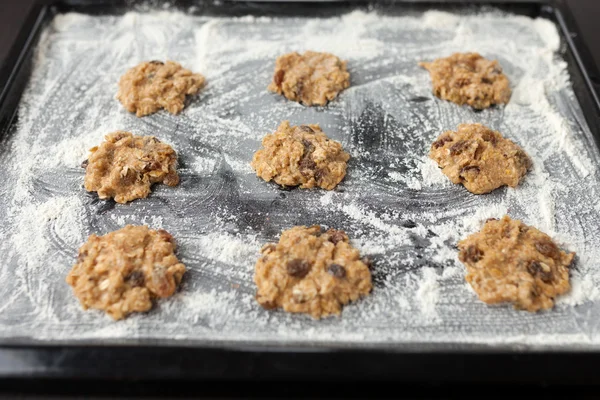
[0,6,599,348]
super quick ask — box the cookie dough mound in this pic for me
[429,123,531,194]
[254,225,372,318]
[83,131,179,203]
[117,60,205,117]
[251,121,350,190]
[66,225,186,320]
[268,51,350,106]
[419,52,511,109]
[458,216,574,312]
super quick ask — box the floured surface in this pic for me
[1,5,600,349]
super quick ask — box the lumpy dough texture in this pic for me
[419,52,511,109]
[251,121,350,190]
[254,225,373,319]
[458,216,574,312]
[84,131,179,203]
[117,60,205,117]
[429,123,531,194]
[66,225,186,320]
[268,51,350,106]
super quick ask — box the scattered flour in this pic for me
[419,157,449,187]
[416,267,440,319]
[0,6,599,348]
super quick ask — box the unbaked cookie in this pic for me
[429,123,531,194]
[458,216,574,312]
[254,225,372,318]
[66,225,186,320]
[268,51,350,106]
[117,60,205,117]
[251,121,350,190]
[419,52,511,109]
[83,131,179,203]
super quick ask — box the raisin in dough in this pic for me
[429,123,531,194]
[251,121,350,190]
[419,52,511,109]
[268,51,350,106]
[254,225,372,319]
[83,131,179,203]
[66,225,186,320]
[117,60,205,117]
[458,216,574,312]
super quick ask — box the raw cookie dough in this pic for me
[83,131,179,203]
[419,52,511,109]
[254,225,372,318]
[429,123,531,194]
[268,51,350,106]
[251,121,350,190]
[458,216,574,312]
[117,60,205,117]
[66,225,186,320]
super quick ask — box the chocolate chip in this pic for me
[527,261,553,283]
[480,131,497,145]
[299,125,315,134]
[328,229,347,245]
[327,263,346,279]
[535,240,558,258]
[157,229,174,243]
[460,245,483,263]
[143,160,161,172]
[81,159,89,169]
[299,156,317,171]
[286,259,310,278]
[481,77,493,84]
[485,218,498,223]
[460,165,480,176]
[314,168,326,181]
[299,139,317,172]
[126,270,145,287]
[454,77,471,88]
[149,60,164,65]
[274,70,285,87]
[432,136,453,149]
[449,140,470,156]
[527,261,541,275]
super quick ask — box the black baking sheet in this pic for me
[1,0,600,382]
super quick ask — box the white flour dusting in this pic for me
[1,6,600,348]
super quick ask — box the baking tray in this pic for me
[1,0,600,384]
